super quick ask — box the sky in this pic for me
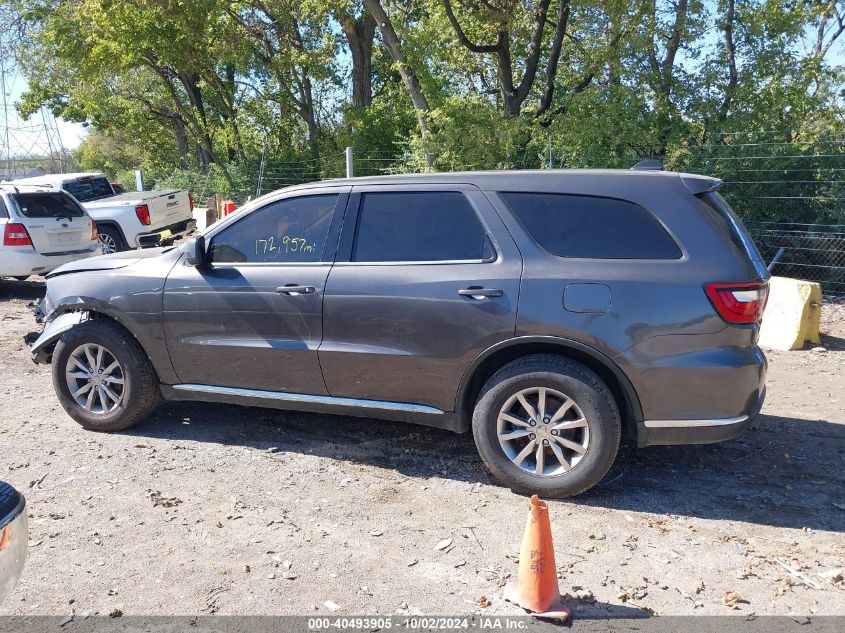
[6,69,86,150]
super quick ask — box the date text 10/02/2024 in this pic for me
[306,617,529,630]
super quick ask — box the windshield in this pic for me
[13,192,86,218]
[63,176,114,202]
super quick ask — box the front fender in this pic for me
[28,311,88,364]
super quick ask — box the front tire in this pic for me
[472,354,621,498]
[51,319,161,431]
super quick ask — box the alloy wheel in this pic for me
[496,386,590,476]
[64,343,125,414]
[98,233,117,254]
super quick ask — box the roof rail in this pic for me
[631,159,663,171]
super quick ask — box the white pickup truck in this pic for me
[7,172,196,253]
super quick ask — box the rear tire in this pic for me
[97,225,128,254]
[51,319,160,431]
[472,354,621,498]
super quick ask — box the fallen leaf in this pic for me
[108,609,122,618]
[589,533,606,541]
[479,596,491,608]
[434,537,452,551]
[723,591,745,609]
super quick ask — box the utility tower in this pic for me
[0,13,67,180]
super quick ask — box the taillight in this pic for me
[3,223,33,247]
[704,281,769,324]
[135,204,151,225]
[90,221,98,241]
[188,193,194,212]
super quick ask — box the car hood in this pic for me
[46,246,179,278]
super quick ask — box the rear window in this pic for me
[500,192,681,259]
[12,192,86,218]
[697,191,763,263]
[63,177,114,202]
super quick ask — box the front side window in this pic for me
[63,177,114,202]
[208,194,338,264]
[12,192,86,219]
[351,191,492,262]
[501,192,681,259]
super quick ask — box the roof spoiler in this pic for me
[680,173,722,195]
[630,159,663,171]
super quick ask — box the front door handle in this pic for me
[458,287,504,299]
[276,285,316,295]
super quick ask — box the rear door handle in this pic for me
[458,287,503,299]
[276,285,316,295]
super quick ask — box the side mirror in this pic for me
[185,235,206,266]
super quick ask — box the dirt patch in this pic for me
[1,278,843,618]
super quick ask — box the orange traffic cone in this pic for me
[503,495,570,621]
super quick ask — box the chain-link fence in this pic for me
[746,221,845,301]
[152,139,845,301]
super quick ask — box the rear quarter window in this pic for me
[500,192,681,259]
[697,191,763,263]
[0,195,8,219]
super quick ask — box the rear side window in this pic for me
[352,192,493,262]
[501,192,681,259]
[208,194,338,263]
[0,195,8,218]
[12,192,86,218]
[63,177,114,202]
[697,191,763,263]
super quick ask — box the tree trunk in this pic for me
[363,0,434,166]
[717,0,737,122]
[171,115,190,169]
[341,10,376,108]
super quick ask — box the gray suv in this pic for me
[27,170,769,497]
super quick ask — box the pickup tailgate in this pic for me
[83,190,191,231]
[143,189,191,229]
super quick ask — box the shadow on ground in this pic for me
[123,401,845,533]
[819,332,845,351]
[0,278,45,301]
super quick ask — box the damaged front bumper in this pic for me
[25,308,88,364]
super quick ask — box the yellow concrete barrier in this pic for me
[759,276,822,351]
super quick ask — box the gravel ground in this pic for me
[0,278,843,619]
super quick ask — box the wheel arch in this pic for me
[93,221,128,248]
[455,336,643,438]
[33,301,148,362]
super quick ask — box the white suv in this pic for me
[0,185,101,279]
